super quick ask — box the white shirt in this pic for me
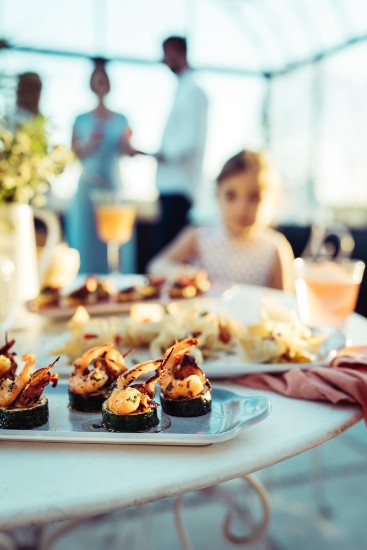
[156,70,208,201]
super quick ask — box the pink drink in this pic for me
[294,259,365,328]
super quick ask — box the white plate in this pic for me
[202,328,346,377]
[0,383,271,446]
[50,326,346,380]
[41,284,347,378]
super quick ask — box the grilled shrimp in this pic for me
[0,338,17,380]
[0,356,14,380]
[69,343,127,395]
[69,368,109,394]
[73,343,114,374]
[162,337,199,372]
[0,354,35,407]
[160,339,210,400]
[15,357,59,407]
[106,359,164,415]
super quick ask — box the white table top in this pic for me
[0,292,365,530]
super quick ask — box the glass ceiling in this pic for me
[1,0,367,75]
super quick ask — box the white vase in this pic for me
[0,203,61,302]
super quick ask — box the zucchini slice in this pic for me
[160,390,212,417]
[0,395,49,429]
[68,388,110,412]
[102,401,159,432]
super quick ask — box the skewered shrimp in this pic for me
[106,359,164,414]
[0,354,35,407]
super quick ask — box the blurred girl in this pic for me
[148,150,294,292]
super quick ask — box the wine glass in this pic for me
[90,190,136,279]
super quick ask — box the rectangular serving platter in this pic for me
[0,383,271,446]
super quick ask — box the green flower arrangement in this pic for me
[0,116,73,206]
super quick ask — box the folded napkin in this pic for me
[232,346,367,423]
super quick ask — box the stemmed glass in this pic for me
[90,190,136,279]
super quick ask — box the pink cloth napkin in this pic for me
[232,346,367,422]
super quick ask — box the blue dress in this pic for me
[66,111,130,274]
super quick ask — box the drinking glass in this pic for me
[90,190,136,276]
[294,257,365,328]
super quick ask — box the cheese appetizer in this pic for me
[68,343,127,412]
[102,358,166,432]
[160,338,211,417]
[0,354,59,429]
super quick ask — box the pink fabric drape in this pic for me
[232,347,367,422]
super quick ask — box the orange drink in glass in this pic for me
[91,191,136,275]
[294,258,365,328]
[95,204,136,244]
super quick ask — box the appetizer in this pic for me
[138,276,165,300]
[115,285,140,303]
[33,285,61,308]
[66,276,112,306]
[0,352,59,430]
[68,343,127,412]
[168,272,211,299]
[102,358,166,432]
[0,338,17,380]
[160,338,211,417]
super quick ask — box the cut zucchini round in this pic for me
[68,388,110,412]
[102,401,159,432]
[0,395,49,429]
[160,390,212,417]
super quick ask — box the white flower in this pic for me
[0,118,73,205]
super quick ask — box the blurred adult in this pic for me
[153,36,208,254]
[66,58,141,273]
[14,71,43,125]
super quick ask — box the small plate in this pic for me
[0,383,271,446]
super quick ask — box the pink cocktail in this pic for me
[294,258,365,328]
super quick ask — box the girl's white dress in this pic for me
[195,225,287,287]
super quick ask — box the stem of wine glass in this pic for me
[107,240,121,275]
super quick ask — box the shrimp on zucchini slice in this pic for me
[159,338,212,418]
[102,357,168,432]
[0,354,59,430]
[68,343,128,412]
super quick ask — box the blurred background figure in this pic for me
[14,71,43,126]
[153,35,208,255]
[4,71,45,133]
[65,58,141,274]
[148,150,295,292]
